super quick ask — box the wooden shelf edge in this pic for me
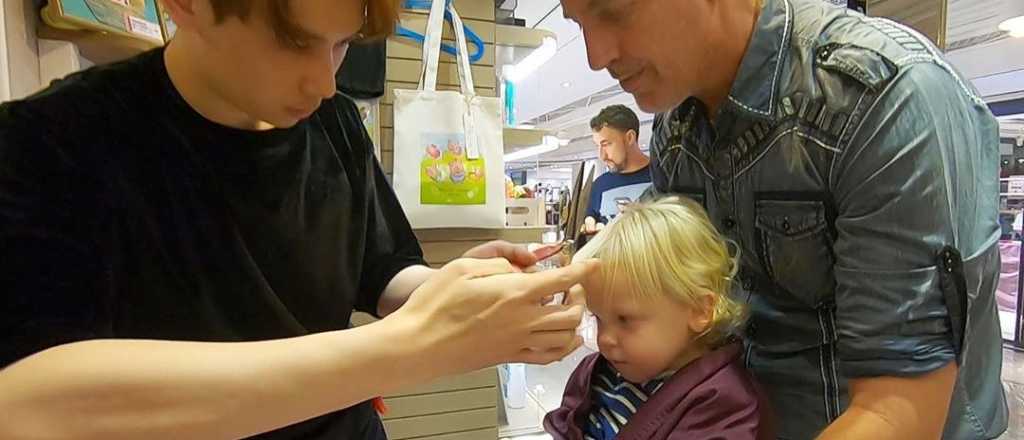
[504,127,549,149]
[38,24,161,65]
[494,25,556,48]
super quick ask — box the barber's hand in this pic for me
[463,240,537,268]
[392,258,599,372]
[564,284,587,308]
[580,217,605,235]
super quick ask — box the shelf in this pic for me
[504,127,549,149]
[414,226,548,243]
[494,25,556,48]
[38,24,161,65]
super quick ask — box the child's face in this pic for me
[586,274,710,384]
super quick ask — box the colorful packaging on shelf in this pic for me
[41,0,164,44]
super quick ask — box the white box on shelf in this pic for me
[506,198,545,227]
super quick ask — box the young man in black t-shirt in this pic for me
[0,0,595,438]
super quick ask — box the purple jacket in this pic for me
[543,344,773,440]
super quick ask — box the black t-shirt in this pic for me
[0,49,425,439]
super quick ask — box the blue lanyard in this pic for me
[403,0,450,8]
[396,0,485,63]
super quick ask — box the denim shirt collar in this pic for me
[661,0,794,159]
[725,0,794,119]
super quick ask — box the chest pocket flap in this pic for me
[755,198,836,308]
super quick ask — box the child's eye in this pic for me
[284,36,312,51]
[618,315,630,325]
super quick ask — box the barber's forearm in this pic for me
[816,362,957,440]
[816,404,901,439]
[378,265,436,317]
[0,319,440,440]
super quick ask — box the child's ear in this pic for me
[688,290,717,337]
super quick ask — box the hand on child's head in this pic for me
[565,284,587,307]
[583,262,607,287]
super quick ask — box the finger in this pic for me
[524,330,578,351]
[508,244,538,268]
[530,242,563,262]
[469,260,597,302]
[467,241,537,268]
[530,304,585,332]
[518,260,600,301]
[464,240,509,259]
[563,284,587,307]
[467,240,514,258]
[517,336,583,365]
[447,257,518,278]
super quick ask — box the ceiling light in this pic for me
[561,81,573,88]
[999,15,1024,38]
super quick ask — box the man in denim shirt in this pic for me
[560,0,1009,438]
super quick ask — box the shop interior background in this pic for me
[2,0,1024,439]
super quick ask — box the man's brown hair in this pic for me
[208,0,400,41]
[590,104,640,137]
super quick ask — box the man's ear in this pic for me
[626,129,638,147]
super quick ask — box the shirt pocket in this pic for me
[754,198,836,308]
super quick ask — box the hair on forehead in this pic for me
[572,197,747,347]
[207,0,400,40]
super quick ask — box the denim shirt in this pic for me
[649,0,1009,438]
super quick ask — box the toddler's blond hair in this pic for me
[574,196,746,348]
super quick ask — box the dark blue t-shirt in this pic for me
[586,164,653,224]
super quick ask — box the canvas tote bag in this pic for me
[392,0,505,228]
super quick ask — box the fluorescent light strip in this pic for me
[504,136,560,162]
[504,37,557,83]
[1000,16,1024,38]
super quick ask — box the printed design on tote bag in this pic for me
[420,133,486,205]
